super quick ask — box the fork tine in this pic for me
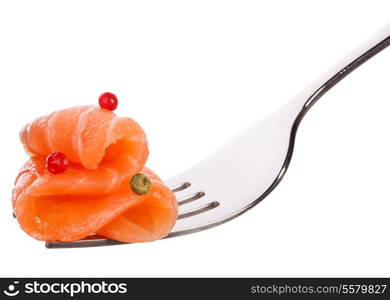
[178,191,205,206]
[177,201,220,219]
[46,238,125,248]
[171,182,191,193]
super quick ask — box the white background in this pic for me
[0,0,390,277]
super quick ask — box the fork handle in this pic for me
[287,22,390,118]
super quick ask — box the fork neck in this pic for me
[285,23,390,121]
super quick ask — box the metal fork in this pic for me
[45,23,390,248]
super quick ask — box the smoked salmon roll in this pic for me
[13,104,178,243]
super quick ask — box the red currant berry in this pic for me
[46,152,69,174]
[99,92,118,111]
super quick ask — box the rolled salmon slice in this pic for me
[13,105,177,243]
[20,105,148,170]
[97,168,178,243]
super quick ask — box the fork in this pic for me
[45,23,390,248]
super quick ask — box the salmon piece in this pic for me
[20,105,148,170]
[13,106,178,243]
[18,105,148,197]
[97,168,177,242]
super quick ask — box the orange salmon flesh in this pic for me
[13,105,178,243]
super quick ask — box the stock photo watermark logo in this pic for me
[3,281,127,297]
[3,281,20,297]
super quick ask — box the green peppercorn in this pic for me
[130,173,151,195]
